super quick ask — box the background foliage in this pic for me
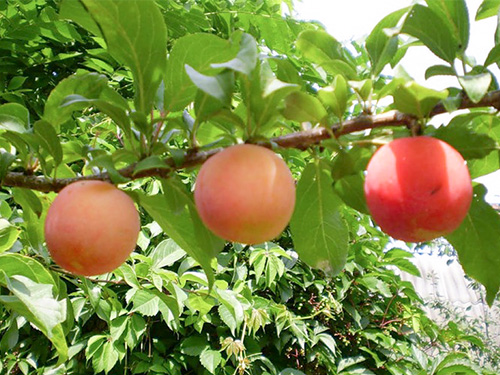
[0,0,500,374]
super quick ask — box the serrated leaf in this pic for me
[401,4,458,63]
[218,304,237,335]
[334,173,369,214]
[290,162,349,276]
[458,73,492,103]
[151,239,187,269]
[81,0,167,113]
[446,184,500,306]
[0,114,28,133]
[0,274,68,364]
[318,75,349,119]
[136,178,224,287]
[131,289,159,316]
[200,349,221,374]
[133,156,169,176]
[165,34,239,111]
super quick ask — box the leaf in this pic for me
[81,0,167,113]
[0,114,28,133]
[200,349,222,374]
[445,184,500,306]
[484,44,500,67]
[425,65,455,80]
[211,33,258,76]
[59,0,102,36]
[458,73,492,103]
[366,7,409,76]
[34,120,63,167]
[150,239,187,269]
[0,219,19,253]
[44,72,109,129]
[165,33,239,111]
[425,0,469,52]
[318,75,348,119]
[185,66,234,105]
[296,30,357,79]
[180,336,209,356]
[283,92,327,123]
[401,4,458,63]
[131,289,160,316]
[334,173,369,214]
[392,81,448,118]
[290,162,349,276]
[476,0,500,20]
[434,124,497,160]
[136,178,225,287]
[219,304,237,335]
[0,274,67,364]
[0,151,16,183]
[0,103,29,127]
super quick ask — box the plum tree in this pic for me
[364,136,473,242]
[194,144,296,244]
[44,180,140,276]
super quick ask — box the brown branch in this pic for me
[3,89,500,193]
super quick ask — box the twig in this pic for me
[3,90,500,193]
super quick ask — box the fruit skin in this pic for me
[44,180,140,276]
[194,144,296,244]
[364,136,472,242]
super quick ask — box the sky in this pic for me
[293,0,500,203]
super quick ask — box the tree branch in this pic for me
[3,90,500,193]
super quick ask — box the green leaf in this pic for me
[425,65,455,80]
[425,0,469,52]
[0,151,16,183]
[458,73,492,103]
[136,178,225,287]
[296,30,357,79]
[200,349,222,374]
[392,81,448,118]
[318,75,348,119]
[0,114,28,133]
[476,0,500,20]
[59,0,102,36]
[133,156,169,176]
[165,33,239,111]
[334,173,369,215]
[81,0,167,113]
[484,44,500,66]
[185,66,234,106]
[401,4,458,63]
[433,124,497,160]
[366,8,409,76]
[445,184,500,306]
[283,92,327,123]
[211,33,258,76]
[180,336,209,356]
[0,274,68,365]
[0,103,29,127]
[290,162,349,276]
[34,120,63,167]
[0,219,20,253]
[44,72,109,128]
[150,239,187,269]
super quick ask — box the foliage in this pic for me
[0,0,500,374]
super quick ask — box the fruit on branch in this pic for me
[364,136,472,242]
[44,181,140,276]
[194,144,296,244]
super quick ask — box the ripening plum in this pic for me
[364,136,472,242]
[44,180,140,276]
[194,144,296,244]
